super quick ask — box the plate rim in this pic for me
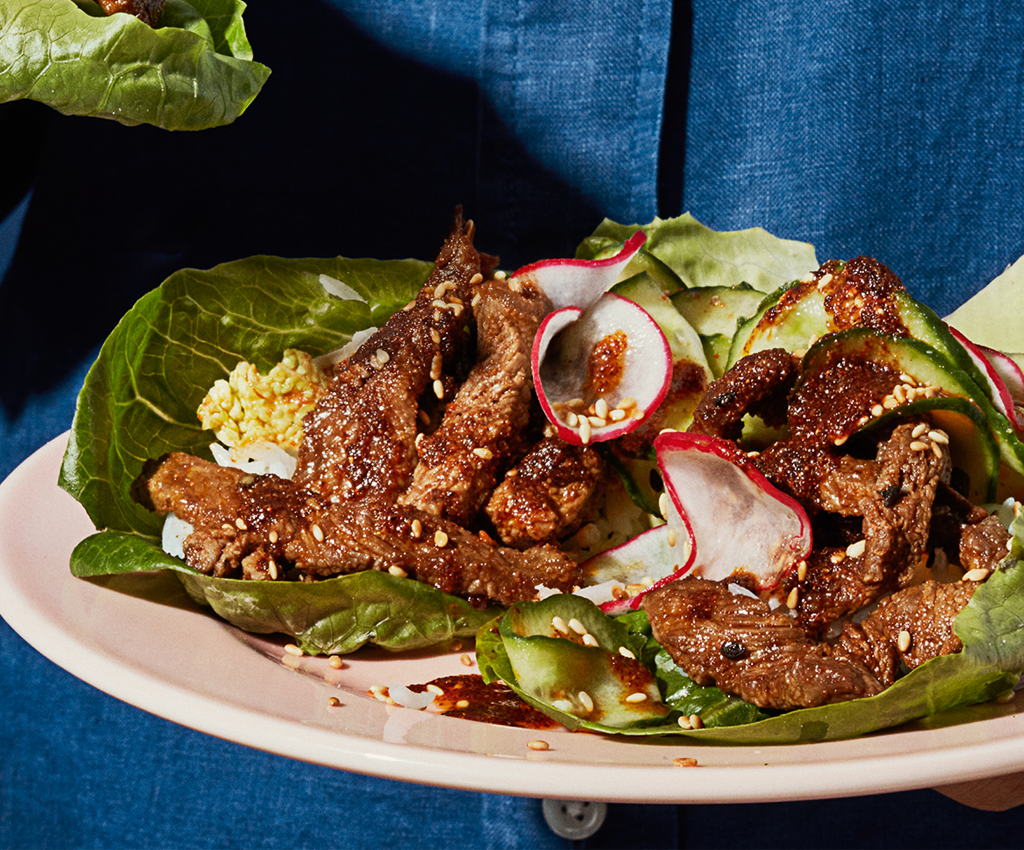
[3,433,1024,805]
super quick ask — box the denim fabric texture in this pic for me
[3,1,1024,847]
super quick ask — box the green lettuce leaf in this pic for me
[1,0,270,130]
[70,530,497,654]
[575,212,819,294]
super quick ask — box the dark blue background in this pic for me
[3,1,1024,846]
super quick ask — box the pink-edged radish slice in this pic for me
[532,292,673,445]
[586,525,695,615]
[655,430,812,593]
[511,230,647,311]
[948,325,1024,432]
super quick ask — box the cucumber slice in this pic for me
[798,328,1016,500]
[590,244,688,295]
[726,260,1002,411]
[671,284,768,378]
[609,272,713,435]
[671,284,769,340]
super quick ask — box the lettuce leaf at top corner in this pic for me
[1,0,270,130]
[574,213,819,294]
[59,253,432,538]
[70,530,497,654]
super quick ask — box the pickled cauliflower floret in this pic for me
[197,349,328,452]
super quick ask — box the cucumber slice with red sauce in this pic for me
[797,328,1009,501]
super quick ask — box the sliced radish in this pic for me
[584,524,695,615]
[654,431,812,592]
[512,230,647,311]
[532,292,673,445]
[948,325,1024,432]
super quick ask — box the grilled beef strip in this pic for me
[645,572,985,710]
[644,577,886,710]
[959,513,1012,573]
[783,421,952,635]
[398,276,552,525]
[485,436,606,548]
[832,578,981,686]
[97,0,165,26]
[292,210,484,503]
[689,347,798,441]
[135,452,582,605]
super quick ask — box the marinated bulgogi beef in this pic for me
[398,275,551,525]
[292,211,485,503]
[644,577,886,710]
[653,256,1013,710]
[485,436,605,548]
[97,0,165,26]
[133,211,591,606]
[136,452,581,604]
[689,347,798,441]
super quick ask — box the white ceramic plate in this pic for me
[3,434,1024,805]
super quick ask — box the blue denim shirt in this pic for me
[2,2,1024,847]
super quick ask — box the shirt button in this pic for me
[541,799,608,840]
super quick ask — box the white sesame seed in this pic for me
[909,440,929,452]
[284,643,303,657]
[328,655,343,669]
[897,630,912,652]
[568,618,588,635]
[912,422,928,438]
[268,530,278,544]
[625,692,648,703]
[434,530,449,547]
[673,757,699,767]
[579,691,595,713]
[677,715,692,729]
[846,539,866,558]
[618,646,636,659]
[430,328,441,344]
[527,740,550,751]
[595,398,609,419]
[460,654,473,667]
[426,684,445,696]
[963,568,990,582]
[786,587,799,608]
[311,523,324,542]
[375,348,390,364]
[388,565,408,578]
[582,633,599,647]
[667,528,677,547]
[433,379,444,399]
[268,559,278,580]
[235,517,247,530]
[472,447,494,460]
[551,616,569,634]
[659,492,671,520]
[578,417,592,444]
[928,429,949,445]
[469,272,484,285]
[411,518,422,538]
